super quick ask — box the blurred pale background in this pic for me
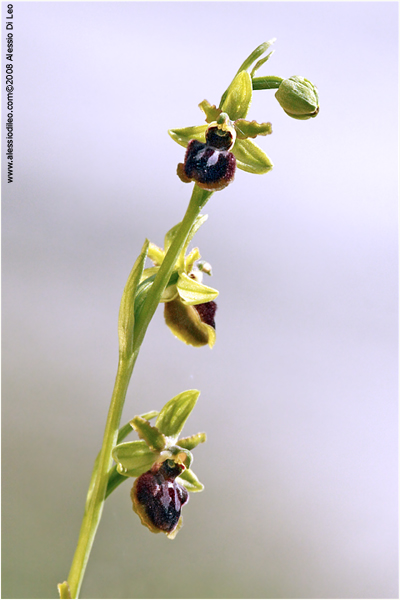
[1,2,398,599]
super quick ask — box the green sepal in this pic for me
[147,243,165,266]
[130,416,166,452]
[168,124,207,149]
[112,440,159,477]
[199,100,222,123]
[169,445,194,469]
[220,71,252,121]
[155,389,200,439]
[178,432,207,451]
[234,119,272,140]
[232,138,273,174]
[177,468,204,493]
[177,272,219,305]
[118,239,149,359]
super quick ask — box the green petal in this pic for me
[117,410,159,445]
[155,389,200,438]
[234,119,272,140]
[232,138,273,174]
[220,71,252,121]
[112,440,159,477]
[199,100,222,123]
[168,124,207,149]
[118,239,149,359]
[130,416,166,452]
[185,247,201,274]
[140,410,158,421]
[177,468,204,493]
[178,432,207,451]
[177,272,218,305]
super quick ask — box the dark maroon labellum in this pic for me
[179,139,236,192]
[194,300,217,330]
[132,460,189,534]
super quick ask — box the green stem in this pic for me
[65,185,212,598]
[252,75,283,90]
[132,185,212,352]
[105,466,127,498]
[67,354,137,599]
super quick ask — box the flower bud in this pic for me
[131,460,189,537]
[275,76,319,120]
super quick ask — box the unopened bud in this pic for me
[275,76,319,120]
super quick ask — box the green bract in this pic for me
[220,71,253,121]
[118,239,149,359]
[275,76,319,120]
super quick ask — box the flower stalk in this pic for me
[65,184,212,599]
[60,38,319,599]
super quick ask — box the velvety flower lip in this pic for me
[178,138,237,192]
[164,298,217,348]
[131,460,189,537]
